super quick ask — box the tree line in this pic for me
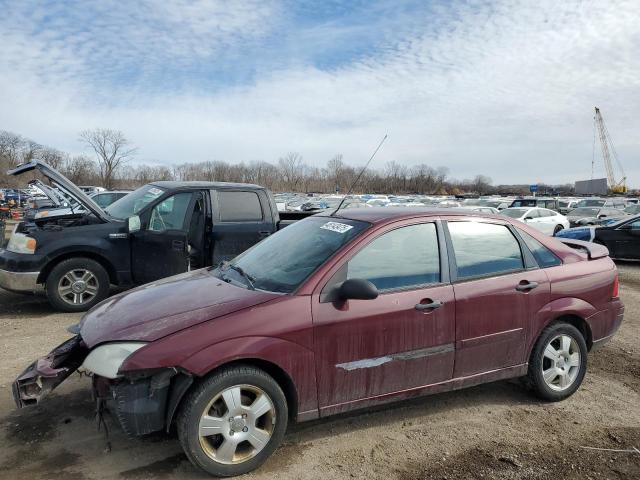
[0,129,573,196]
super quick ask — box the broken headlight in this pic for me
[81,342,147,379]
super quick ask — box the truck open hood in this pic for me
[79,268,279,347]
[8,160,109,222]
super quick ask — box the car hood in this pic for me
[79,269,279,347]
[8,160,109,222]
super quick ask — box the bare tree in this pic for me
[326,154,344,193]
[38,147,66,170]
[472,174,493,195]
[63,155,99,185]
[79,128,137,189]
[278,152,303,190]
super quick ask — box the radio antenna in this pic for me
[330,134,388,216]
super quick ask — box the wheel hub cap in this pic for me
[71,281,86,293]
[230,416,246,432]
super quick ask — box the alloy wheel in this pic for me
[198,384,276,465]
[541,334,581,391]
[57,269,99,305]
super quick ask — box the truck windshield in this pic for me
[221,216,370,293]
[106,185,166,220]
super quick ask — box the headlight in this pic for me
[7,230,37,254]
[82,342,147,379]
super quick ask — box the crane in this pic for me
[594,107,627,194]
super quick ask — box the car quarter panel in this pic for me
[119,295,318,419]
[535,258,621,344]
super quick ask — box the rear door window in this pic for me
[217,191,263,222]
[448,222,524,280]
[347,223,440,290]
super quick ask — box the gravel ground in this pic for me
[0,264,638,480]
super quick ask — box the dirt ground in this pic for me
[0,265,638,480]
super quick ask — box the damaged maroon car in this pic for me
[14,209,624,477]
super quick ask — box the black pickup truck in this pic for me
[0,161,310,311]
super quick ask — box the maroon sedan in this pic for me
[14,209,624,477]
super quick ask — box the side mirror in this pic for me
[127,215,141,233]
[338,278,379,301]
[598,215,607,219]
[524,217,533,221]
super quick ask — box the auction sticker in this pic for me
[320,221,354,234]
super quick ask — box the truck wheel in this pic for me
[177,365,288,477]
[527,322,587,401]
[45,258,110,312]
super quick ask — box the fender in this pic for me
[529,296,596,350]
[179,336,318,420]
[123,335,319,422]
[39,245,120,283]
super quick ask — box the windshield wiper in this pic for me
[222,262,256,290]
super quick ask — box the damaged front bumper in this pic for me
[13,335,88,407]
[14,336,193,437]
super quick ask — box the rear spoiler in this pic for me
[557,238,609,260]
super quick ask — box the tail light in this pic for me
[612,273,619,299]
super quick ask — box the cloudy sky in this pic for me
[1,0,639,185]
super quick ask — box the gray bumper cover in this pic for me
[0,268,42,293]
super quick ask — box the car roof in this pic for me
[150,181,263,190]
[514,196,557,200]
[320,207,506,224]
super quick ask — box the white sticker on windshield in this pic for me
[321,221,354,234]
[148,187,163,195]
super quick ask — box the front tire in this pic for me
[45,258,110,312]
[177,365,288,477]
[527,322,587,401]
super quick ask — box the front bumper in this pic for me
[0,268,42,293]
[13,335,88,407]
[14,336,178,437]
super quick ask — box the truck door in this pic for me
[210,189,276,265]
[131,192,195,284]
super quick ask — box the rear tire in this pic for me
[527,322,587,401]
[177,365,288,477]
[45,258,110,312]
[553,224,564,236]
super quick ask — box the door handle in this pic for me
[172,240,185,251]
[415,300,443,311]
[516,281,539,292]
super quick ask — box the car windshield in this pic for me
[501,208,528,218]
[220,216,370,293]
[570,207,599,216]
[510,199,537,207]
[576,199,605,207]
[105,184,166,220]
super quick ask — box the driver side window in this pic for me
[149,193,193,232]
